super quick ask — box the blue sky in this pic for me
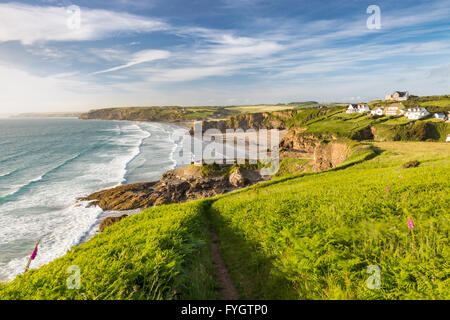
[0,0,449,112]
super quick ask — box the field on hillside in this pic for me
[226,105,295,113]
[368,95,450,113]
[0,142,448,300]
[290,109,450,141]
[0,201,219,300]
[209,142,449,299]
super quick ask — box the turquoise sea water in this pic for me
[0,118,188,281]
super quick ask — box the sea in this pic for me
[0,118,190,281]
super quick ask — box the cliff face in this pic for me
[190,111,292,134]
[226,112,287,130]
[280,129,329,154]
[279,128,350,171]
[80,108,185,122]
[313,142,350,171]
[80,108,138,120]
[79,165,268,213]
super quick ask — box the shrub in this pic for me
[401,160,420,169]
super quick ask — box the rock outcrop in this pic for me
[313,142,350,171]
[279,129,350,171]
[190,111,292,134]
[79,165,267,212]
[99,215,128,232]
[228,169,246,187]
[81,182,157,211]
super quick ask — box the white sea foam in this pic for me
[0,153,83,200]
[0,121,153,281]
[168,126,190,169]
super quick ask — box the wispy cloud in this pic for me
[91,49,171,74]
[0,0,449,112]
[0,3,167,45]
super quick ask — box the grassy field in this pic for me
[420,99,450,108]
[225,105,296,113]
[0,201,219,300]
[1,142,448,300]
[282,109,450,142]
[208,142,449,299]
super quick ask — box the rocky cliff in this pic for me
[279,128,350,171]
[190,111,293,134]
[79,165,268,213]
[79,107,186,122]
[313,141,350,171]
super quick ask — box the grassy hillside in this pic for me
[0,201,219,300]
[369,95,450,113]
[1,142,448,300]
[209,142,449,299]
[79,106,241,122]
[291,109,449,142]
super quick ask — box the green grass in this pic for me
[1,143,448,300]
[276,158,312,176]
[419,99,450,109]
[289,109,449,142]
[0,201,219,300]
[208,142,450,299]
[303,112,376,137]
[403,95,450,113]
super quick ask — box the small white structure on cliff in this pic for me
[370,107,384,116]
[405,108,430,120]
[386,91,410,101]
[434,112,446,120]
[346,104,370,114]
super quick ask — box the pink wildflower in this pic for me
[30,247,38,260]
[407,217,415,229]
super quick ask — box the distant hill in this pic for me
[79,106,239,123]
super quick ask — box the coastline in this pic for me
[77,120,191,244]
[75,125,287,237]
[0,119,189,282]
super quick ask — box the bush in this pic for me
[401,160,420,169]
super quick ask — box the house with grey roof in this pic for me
[385,91,410,101]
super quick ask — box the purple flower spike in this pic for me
[407,217,415,229]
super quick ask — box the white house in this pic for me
[347,104,370,113]
[446,134,450,142]
[385,105,405,116]
[371,107,384,116]
[346,104,358,113]
[357,104,370,113]
[434,112,446,120]
[385,91,410,101]
[405,108,430,120]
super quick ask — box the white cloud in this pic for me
[0,3,167,45]
[91,49,171,74]
[149,66,236,82]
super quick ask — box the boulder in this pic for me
[229,169,246,187]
